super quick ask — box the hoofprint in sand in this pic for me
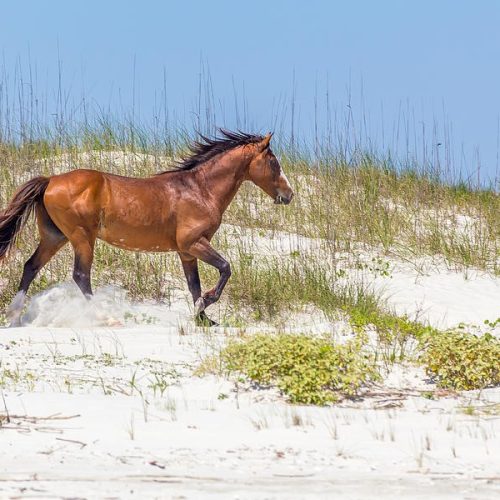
[1,236,500,499]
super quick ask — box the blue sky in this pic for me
[1,1,500,183]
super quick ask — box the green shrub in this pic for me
[420,331,500,391]
[350,309,436,341]
[221,333,377,405]
[349,309,438,362]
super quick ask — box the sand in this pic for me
[1,231,499,499]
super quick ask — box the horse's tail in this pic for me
[0,176,50,261]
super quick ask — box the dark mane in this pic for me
[162,129,264,174]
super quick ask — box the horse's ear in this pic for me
[257,132,273,152]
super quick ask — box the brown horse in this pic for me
[0,130,293,327]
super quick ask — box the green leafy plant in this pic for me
[484,317,500,329]
[147,367,180,397]
[349,309,437,363]
[420,331,500,390]
[220,333,378,405]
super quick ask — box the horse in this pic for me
[0,130,294,327]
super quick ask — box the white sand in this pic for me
[1,233,499,498]
[2,321,500,499]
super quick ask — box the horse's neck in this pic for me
[198,150,249,213]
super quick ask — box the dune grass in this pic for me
[0,121,498,322]
[224,153,499,274]
[0,119,499,402]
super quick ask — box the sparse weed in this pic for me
[350,309,436,363]
[250,411,269,430]
[218,253,382,323]
[148,368,179,397]
[162,395,178,421]
[0,365,37,391]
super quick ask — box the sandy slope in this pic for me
[1,242,500,498]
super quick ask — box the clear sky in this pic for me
[1,0,500,184]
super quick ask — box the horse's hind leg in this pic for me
[69,229,96,297]
[7,206,68,326]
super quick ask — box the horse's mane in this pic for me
[161,129,264,174]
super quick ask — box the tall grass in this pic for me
[223,154,499,273]
[0,63,498,323]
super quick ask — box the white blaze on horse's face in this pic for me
[273,155,294,205]
[248,134,294,205]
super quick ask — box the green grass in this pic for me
[213,255,381,323]
[1,127,499,402]
[224,157,499,274]
[0,125,498,324]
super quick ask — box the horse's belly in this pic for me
[98,225,176,252]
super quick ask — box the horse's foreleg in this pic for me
[183,237,231,319]
[179,254,218,327]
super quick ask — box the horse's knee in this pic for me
[220,261,231,277]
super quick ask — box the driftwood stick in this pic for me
[56,437,87,448]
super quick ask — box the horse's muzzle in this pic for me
[275,193,293,205]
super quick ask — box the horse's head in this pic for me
[247,133,294,205]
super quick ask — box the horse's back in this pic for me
[42,169,179,251]
[45,169,106,199]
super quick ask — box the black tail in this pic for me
[0,176,50,260]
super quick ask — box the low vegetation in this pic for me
[221,333,378,405]
[198,324,500,405]
[215,255,381,323]
[420,330,500,391]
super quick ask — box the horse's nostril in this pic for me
[275,191,293,205]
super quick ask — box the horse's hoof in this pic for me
[6,310,22,327]
[7,317,21,328]
[194,297,206,315]
[6,291,26,326]
[195,312,218,327]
